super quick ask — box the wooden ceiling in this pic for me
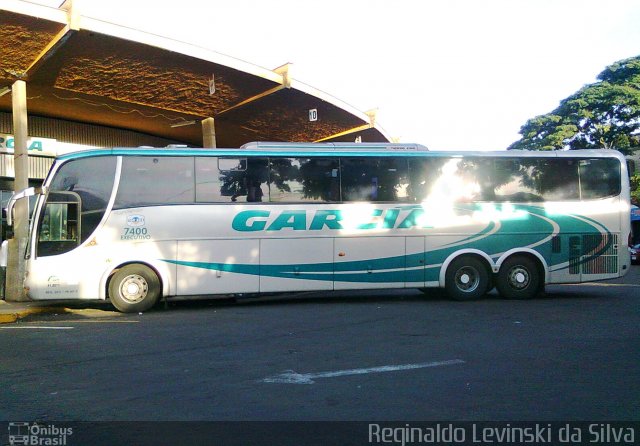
[0,5,389,148]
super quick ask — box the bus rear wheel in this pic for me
[496,255,541,300]
[445,256,490,301]
[108,264,161,313]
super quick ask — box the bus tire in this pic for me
[445,256,490,301]
[108,264,161,313]
[496,255,541,300]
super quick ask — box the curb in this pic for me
[0,305,120,324]
[0,306,67,324]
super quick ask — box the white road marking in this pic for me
[0,326,75,330]
[261,359,465,384]
[52,320,139,323]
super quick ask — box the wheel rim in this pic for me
[507,266,530,290]
[118,274,148,303]
[454,266,480,293]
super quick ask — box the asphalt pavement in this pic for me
[1,267,638,445]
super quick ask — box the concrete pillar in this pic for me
[6,80,30,302]
[202,117,216,148]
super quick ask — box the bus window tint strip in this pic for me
[109,155,621,209]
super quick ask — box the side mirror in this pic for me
[6,186,45,227]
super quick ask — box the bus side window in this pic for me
[407,157,454,202]
[539,159,579,200]
[224,158,270,203]
[377,158,410,202]
[579,158,621,199]
[493,159,543,202]
[340,158,375,201]
[196,157,244,202]
[340,158,408,202]
[310,158,340,202]
[462,159,495,202]
[268,157,340,202]
[115,156,195,208]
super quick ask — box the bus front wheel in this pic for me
[108,264,161,313]
[445,256,490,301]
[496,255,541,300]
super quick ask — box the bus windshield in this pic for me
[37,156,117,257]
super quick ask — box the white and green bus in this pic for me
[4,142,631,312]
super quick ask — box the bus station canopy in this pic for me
[0,1,390,148]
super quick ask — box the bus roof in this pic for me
[238,141,429,151]
[56,144,626,162]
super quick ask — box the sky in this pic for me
[35,0,640,150]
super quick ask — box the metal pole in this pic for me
[5,80,30,302]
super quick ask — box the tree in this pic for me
[631,172,640,205]
[508,55,640,155]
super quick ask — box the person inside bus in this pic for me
[247,179,264,202]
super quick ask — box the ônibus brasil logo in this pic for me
[8,422,73,445]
